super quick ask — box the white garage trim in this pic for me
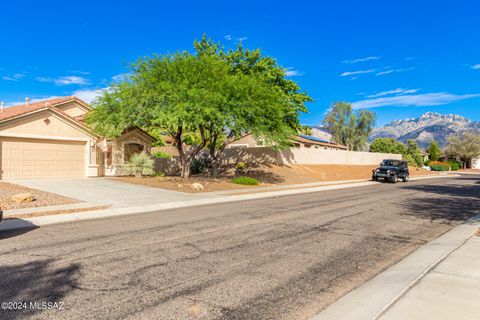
[0,132,90,142]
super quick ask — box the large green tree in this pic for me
[193,36,311,175]
[369,138,407,154]
[369,138,426,167]
[322,102,376,151]
[426,140,442,161]
[406,139,423,167]
[87,36,310,177]
[445,132,480,168]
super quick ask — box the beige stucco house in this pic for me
[0,96,155,179]
[227,133,347,150]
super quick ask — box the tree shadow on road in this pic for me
[400,179,480,223]
[0,259,80,319]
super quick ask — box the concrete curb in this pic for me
[311,214,480,320]
[0,174,457,231]
[3,202,100,217]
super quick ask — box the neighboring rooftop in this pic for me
[296,134,347,149]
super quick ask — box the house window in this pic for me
[124,143,144,162]
[106,145,113,166]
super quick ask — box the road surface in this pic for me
[1,175,478,320]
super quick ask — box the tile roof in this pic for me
[0,96,78,122]
[295,135,347,149]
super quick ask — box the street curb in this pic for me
[0,174,457,231]
[311,214,480,320]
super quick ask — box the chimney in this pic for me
[25,97,30,106]
[1,101,4,112]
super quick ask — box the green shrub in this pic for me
[430,164,449,171]
[448,160,462,171]
[125,152,155,177]
[402,154,417,167]
[236,162,247,172]
[231,176,259,185]
[190,155,211,175]
[152,151,172,159]
[428,161,451,171]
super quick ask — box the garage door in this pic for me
[0,138,85,179]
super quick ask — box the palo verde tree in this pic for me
[192,36,312,176]
[87,36,311,178]
[322,102,376,151]
[87,52,222,178]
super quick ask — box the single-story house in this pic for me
[0,96,155,179]
[227,133,347,150]
[420,151,430,163]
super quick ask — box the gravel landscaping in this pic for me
[0,181,80,210]
[112,164,440,193]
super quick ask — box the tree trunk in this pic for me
[174,126,190,179]
[177,125,207,179]
[209,133,219,177]
[209,131,234,177]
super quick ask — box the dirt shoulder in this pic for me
[0,181,79,210]
[112,164,440,193]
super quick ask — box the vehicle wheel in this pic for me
[372,176,378,181]
[390,174,398,183]
[402,174,409,182]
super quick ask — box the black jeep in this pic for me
[372,159,409,183]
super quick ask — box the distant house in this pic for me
[473,158,480,169]
[420,151,429,163]
[227,133,347,150]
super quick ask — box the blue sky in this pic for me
[1,0,479,126]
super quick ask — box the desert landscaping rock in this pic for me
[191,182,204,191]
[11,192,35,203]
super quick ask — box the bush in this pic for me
[190,154,211,175]
[236,162,247,172]
[152,151,172,159]
[125,152,155,177]
[448,160,462,171]
[402,154,417,167]
[231,176,259,185]
[429,161,451,171]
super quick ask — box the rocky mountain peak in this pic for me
[371,112,479,149]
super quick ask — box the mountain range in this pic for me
[370,112,480,149]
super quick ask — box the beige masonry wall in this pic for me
[155,147,403,175]
[221,147,402,166]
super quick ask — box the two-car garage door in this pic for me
[0,138,85,179]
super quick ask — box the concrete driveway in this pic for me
[11,178,204,208]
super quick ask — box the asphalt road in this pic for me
[1,175,479,320]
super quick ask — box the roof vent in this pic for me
[25,97,30,106]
